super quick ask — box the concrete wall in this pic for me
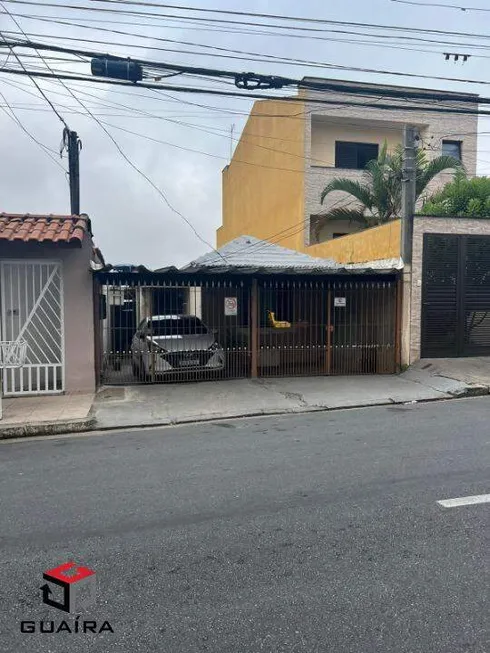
[306,220,402,263]
[313,218,364,244]
[0,239,95,393]
[410,216,490,362]
[218,99,306,251]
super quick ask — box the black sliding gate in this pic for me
[421,234,490,358]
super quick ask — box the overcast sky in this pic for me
[1,0,489,269]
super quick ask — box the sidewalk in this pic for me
[2,358,489,439]
[0,393,95,439]
[92,360,490,431]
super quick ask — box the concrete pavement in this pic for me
[0,393,95,439]
[409,356,490,388]
[1,397,489,652]
[92,362,488,431]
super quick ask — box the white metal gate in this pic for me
[0,261,64,395]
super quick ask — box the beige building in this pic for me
[218,77,478,257]
[0,213,101,395]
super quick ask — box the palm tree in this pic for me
[316,142,463,237]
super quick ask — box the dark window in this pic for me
[442,140,462,161]
[335,141,379,169]
[148,316,208,336]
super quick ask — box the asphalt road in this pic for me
[0,397,489,653]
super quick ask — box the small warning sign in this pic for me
[334,297,347,308]
[224,297,238,316]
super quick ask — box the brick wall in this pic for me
[410,216,490,362]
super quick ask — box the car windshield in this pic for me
[148,317,208,336]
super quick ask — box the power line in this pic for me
[206,196,362,263]
[3,77,413,173]
[6,25,490,75]
[2,38,489,105]
[4,90,488,156]
[5,0,490,44]
[390,0,490,11]
[0,1,69,127]
[10,73,403,126]
[10,8,490,54]
[0,90,67,171]
[62,0,490,34]
[0,44,69,125]
[53,79,227,261]
[39,82,357,168]
[6,13,490,86]
[91,118,314,172]
[6,17,489,70]
[3,68,489,119]
[46,73,475,166]
[1,10,227,259]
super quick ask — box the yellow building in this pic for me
[218,78,478,264]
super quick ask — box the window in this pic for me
[442,140,462,161]
[148,317,208,336]
[335,141,379,169]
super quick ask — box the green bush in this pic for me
[420,176,490,218]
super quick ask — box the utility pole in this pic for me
[401,125,417,265]
[63,128,81,215]
[400,125,417,370]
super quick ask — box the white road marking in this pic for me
[437,494,490,508]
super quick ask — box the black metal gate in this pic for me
[95,271,399,385]
[258,279,397,376]
[97,276,251,384]
[421,234,490,357]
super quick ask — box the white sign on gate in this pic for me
[334,297,347,308]
[224,297,238,316]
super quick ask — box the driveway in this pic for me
[92,365,486,430]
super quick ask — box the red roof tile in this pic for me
[0,214,90,246]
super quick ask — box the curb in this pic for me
[2,384,488,441]
[90,385,490,432]
[448,384,489,398]
[0,416,96,440]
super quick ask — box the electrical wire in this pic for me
[3,77,415,174]
[8,87,488,172]
[1,39,488,106]
[7,24,490,74]
[0,1,70,130]
[1,9,229,260]
[2,6,488,256]
[54,80,227,260]
[390,0,490,11]
[43,0,490,37]
[0,49,68,128]
[204,196,363,263]
[6,13,490,86]
[5,86,488,158]
[0,90,67,171]
[10,8,490,54]
[3,68,489,120]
